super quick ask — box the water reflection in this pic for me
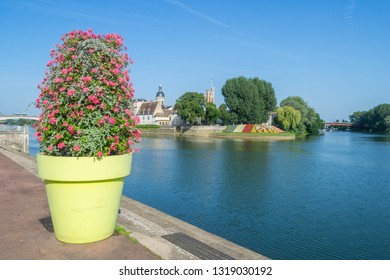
[31,131,390,259]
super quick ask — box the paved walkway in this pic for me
[0,150,157,260]
[0,147,268,260]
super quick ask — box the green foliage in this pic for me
[135,124,160,129]
[1,119,38,126]
[205,102,220,125]
[221,76,277,124]
[279,96,323,135]
[350,103,390,133]
[218,104,231,125]
[115,225,131,236]
[252,77,277,113]
[277,106,301,131]
[174,92,205,125]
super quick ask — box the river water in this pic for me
[29,130,390,259]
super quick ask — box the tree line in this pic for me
[350,104,390,133]
[0,119,38,126]
[174,76,323,135]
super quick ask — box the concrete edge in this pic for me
[0,146,269,260]
[118,196,269,260]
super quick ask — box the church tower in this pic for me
[156,84,165,106]
[205,79,215,104]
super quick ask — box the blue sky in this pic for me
[0,0,389,121]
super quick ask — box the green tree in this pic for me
[221,76,277,124]
[205,102,220,125]
[350,110,369,125]
[371,104,390,132]
[350,104,390,133]
[218,104,231,125]
[279,96,322,135]
[174,92,205,125]
[277,106,301,131]
[252,77,277,113]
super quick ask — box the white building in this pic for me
[134,85,182,126]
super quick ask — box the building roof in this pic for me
[156,85,165,98]
[138,102,158,115]
[155,112,170,118]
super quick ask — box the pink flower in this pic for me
[36,29,139,158]
[68,126,75,134]
[68,89,75,96]
[82,76,92,83]
[53,77,64,83]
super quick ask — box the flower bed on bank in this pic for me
[224,124,285,134]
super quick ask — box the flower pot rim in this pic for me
[37,153,132,182]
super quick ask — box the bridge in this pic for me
[323,122,365,130]
[0,115,39,121]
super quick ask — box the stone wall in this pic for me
[139,126,226,137]
[0,126,29,153]
[176,125,226,136]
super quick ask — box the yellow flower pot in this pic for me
[37,153,132,244]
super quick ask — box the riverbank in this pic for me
[0,145,267,260]
[138,125,295,140]
[209,132,295,141]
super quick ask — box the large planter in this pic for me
[37,153,132,244]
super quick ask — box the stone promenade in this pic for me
[0,147,268,260]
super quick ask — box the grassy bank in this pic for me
[135,124,161,129]
[210,132,295,140]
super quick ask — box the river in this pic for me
[29,130,390,259]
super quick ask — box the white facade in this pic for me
[135,86,180,126]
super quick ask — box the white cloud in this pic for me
[165,0,242,34]
[345,0,356,20]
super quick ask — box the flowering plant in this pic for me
[35,29,140,158]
